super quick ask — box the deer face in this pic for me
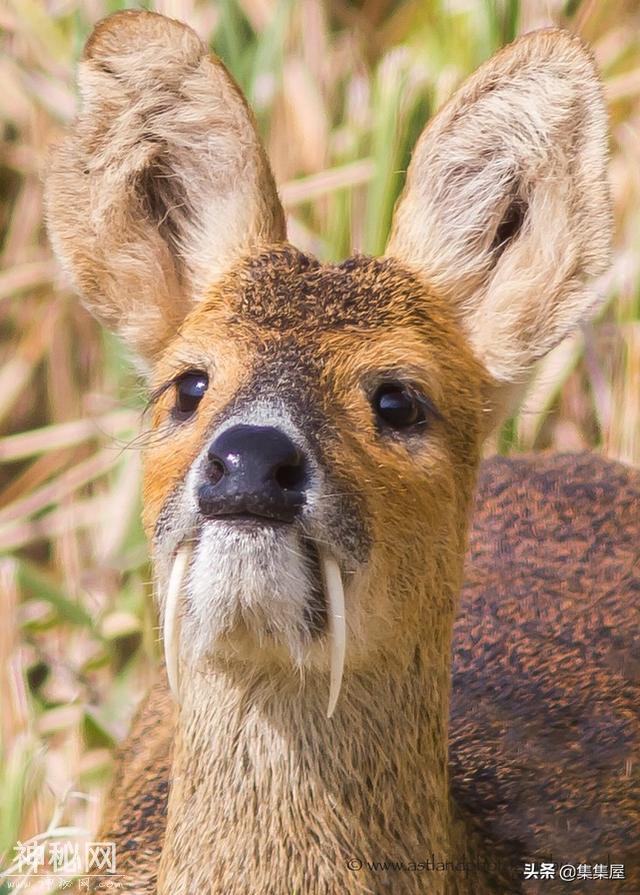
[141,246,485,680]
[46,11,611,709]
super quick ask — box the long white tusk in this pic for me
[319,551,346,719]
[164,542,192,704]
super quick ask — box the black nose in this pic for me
[197,425,308,523]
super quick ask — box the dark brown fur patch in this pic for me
[451,452,640,893]
[214,244,440,331]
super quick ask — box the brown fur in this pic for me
[44,11,636,895]
[452,452,640,894]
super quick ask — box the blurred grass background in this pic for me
[1,0,639,883]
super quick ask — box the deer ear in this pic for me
[386,29,612,427]
[46,10,286,363]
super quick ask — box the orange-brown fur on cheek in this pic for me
[141,310,255,537]
[315,321,486,664]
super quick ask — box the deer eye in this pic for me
[174,371,208,418]
[372,383,427,430]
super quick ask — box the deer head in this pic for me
[46,11,611,720]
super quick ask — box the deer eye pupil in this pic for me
[373,385,423,429]
[175,371,208,417]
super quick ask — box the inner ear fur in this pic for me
[386,29,612,422]
[46,10,286,363]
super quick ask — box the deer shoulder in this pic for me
[452,451,640,892]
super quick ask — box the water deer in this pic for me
[46,10,640,894]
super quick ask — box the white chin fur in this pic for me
[163,528,347,716]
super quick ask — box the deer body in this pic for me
[45,11,639,894]
[93,453,640,895]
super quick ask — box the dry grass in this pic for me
[1,0,639,883]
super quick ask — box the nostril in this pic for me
[206,457,226,485]
[274,459,306,491]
